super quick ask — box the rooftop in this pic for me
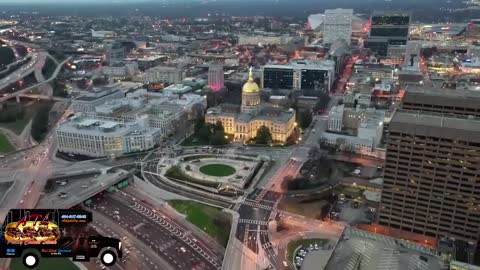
[264,59,335,70]
[390,110,480,141]
[325,227,442,270]
[405,86,480,99]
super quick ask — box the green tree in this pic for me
[210,121,228,145]
[213,121,224,133]
[194,116,205,134]
[198,124,213,141]
[314,92,331,113]
[52,79,67,97]
[31,104,51,141]
[298,109,313,129]
[256,125,272,144]
[0,47,15,67]
[210,131,227,145]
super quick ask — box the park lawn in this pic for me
[199,164,236,177]
[0,132,15,153]
[10,257,79,270]
[180,134,209,146]
[168,200,232,247]
[0,101,53,134]
[287,238,329,261]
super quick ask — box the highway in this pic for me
[84,210,175,270]
[89,190,224,270]
[0,50,44,90]
[0,56,71,103]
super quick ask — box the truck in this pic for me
[0,209,122,269]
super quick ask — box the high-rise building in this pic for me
[323,9,353,45]
[262,60,335,92]
[401,87,480,117]
[378,110,480,245]
[404,41,422,67]
[105,43,125,65]
[208,64,224,92]
[364,11,411,57]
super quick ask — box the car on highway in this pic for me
[59,192,68,198]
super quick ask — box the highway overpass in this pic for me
[37,170,132,209]
[0,56,71,103]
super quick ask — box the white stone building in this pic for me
[56,114,161,157]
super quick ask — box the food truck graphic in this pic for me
[0,209,122,268]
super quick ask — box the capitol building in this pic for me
[205,68,296,143]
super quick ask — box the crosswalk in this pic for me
[262,242,273,249]
[239,219,269,226]
[242,200,274,211]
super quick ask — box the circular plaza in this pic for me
[157,152,262,191]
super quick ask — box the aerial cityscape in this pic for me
[0,0,479,270]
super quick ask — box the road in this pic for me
[0,56,71,103]
[223,50,357,270]
[0,50,44,90]
[90,191,224,270]
[84,209,175,270]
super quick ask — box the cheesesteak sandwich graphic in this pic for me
[0,209,123,268]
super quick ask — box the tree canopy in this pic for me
[256,125,272,144]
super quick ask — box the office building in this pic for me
[102,62,139,78]
[208,64,224,92]
[262,60,335,91]
[71,86,125,113]
[404,41,422,67]
[321,118,384,156]
[364,11,411,57]
[56,114,161,158]
[205,69,296,142]
[161,84,193,95]
[144,66,184,84]
[401,87,480,117]
[105,43,125,65]
[327,104,344,132]
[137,55,167,71]
[378,110,480,245]
[323,9,353,45]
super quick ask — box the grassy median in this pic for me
[168,200,231,247]
[0,132,15,153]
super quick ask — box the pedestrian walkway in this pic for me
[242,200,274,211]
[238,219,269,226]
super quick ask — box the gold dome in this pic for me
[242,67,260,93]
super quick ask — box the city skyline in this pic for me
[0,3,479,270]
